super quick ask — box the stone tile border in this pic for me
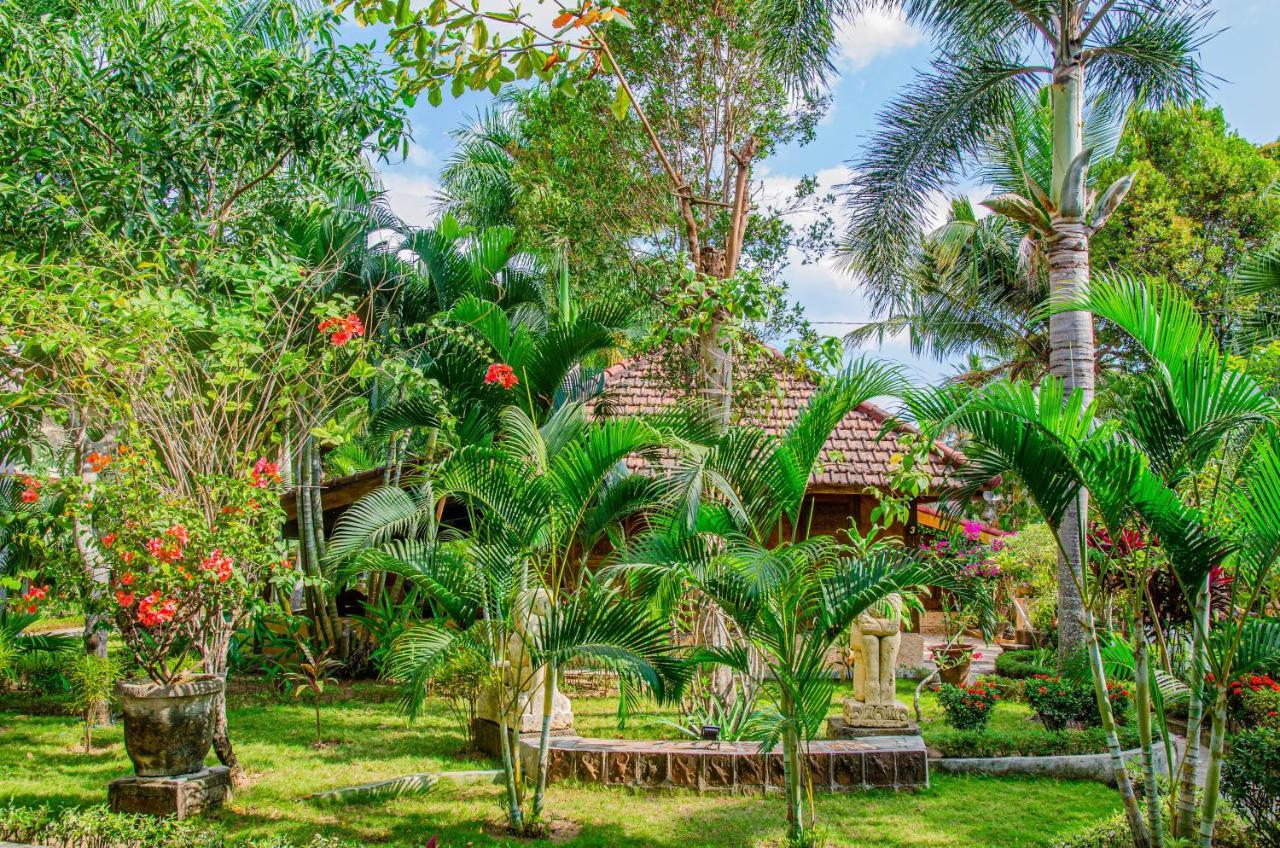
[518,735,928,793]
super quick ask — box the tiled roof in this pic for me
[591,356,964,492]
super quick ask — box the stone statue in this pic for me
[477,588,573,735]
[841,593,911,730]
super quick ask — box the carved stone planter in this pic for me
[116,675,222,777]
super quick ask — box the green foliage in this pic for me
[995,648,1056,680]
[1025,675,1083,732]
[0,802,378,848]
[936,682,999,731]
[1223,727,1280,848]
[1090,103,1280,329]
[0,0,405,254]
[62,652,121,751]
[928,724,1142,760]
[429,646,496,752]
[1050,805,1256,848]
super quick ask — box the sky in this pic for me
[351,1,1280,385]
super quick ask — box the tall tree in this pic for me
[344,0,833,426]
[840,0,1213,661]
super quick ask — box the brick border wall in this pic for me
[521,736,928,793]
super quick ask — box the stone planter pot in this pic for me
[116,674,223,777]
[934,645,973,687]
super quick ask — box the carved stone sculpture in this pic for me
[477,587,574,735]
[842,593,911,729]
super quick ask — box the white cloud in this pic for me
[835,9,923,71]
[378,170,441,229]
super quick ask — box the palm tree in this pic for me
[841,0,1213,662]
[911,274,1280,847]
[327,402,687,833]
[611,360,987,845]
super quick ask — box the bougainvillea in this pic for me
[24,444,293,685]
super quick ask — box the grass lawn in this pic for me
[1,679,1122,847]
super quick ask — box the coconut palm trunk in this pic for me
[1047,59,1096,666]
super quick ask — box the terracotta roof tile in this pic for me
[591,356,963,492]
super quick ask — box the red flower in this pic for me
[101,532,118,548]
[119,550,136,564]
[484,363,519,389]
[251,457,281,489]
[115,591,135,608]
[319,313,365,347]
[136,592,177,627]
[20,488,38,503]
[166,524,190,546]
[200,549,234,583]
[119,572,135,586]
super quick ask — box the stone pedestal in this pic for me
[108,766,231,818]
[841,697,913,729]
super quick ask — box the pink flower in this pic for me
[962,520,984,541]
[166,524,190,546]
[251,457,281,489]
[972,652,983,660]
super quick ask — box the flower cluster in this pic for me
[200,549,234,583]
[84,451,112,473]
[484,362,519,389]
[19,475,40,504]
[250,457,281,489]
[919,532,1003,582]
[18,584,49,615]
[1219,673,1280,725]
[937,681,999,730]
[318,313,365,347]
[136,591,178,627]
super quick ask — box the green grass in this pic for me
[0,679,1123,847]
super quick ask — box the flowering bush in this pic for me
[1223,672,1280,728]
[937,681,999,730]
[918,524,1004,641]
[1026,675,1080,731]
[33,446,292,685]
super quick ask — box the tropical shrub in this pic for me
[1026,675,1081,731]
[996,648,1055,680]
[1222,728,1280,848]
[1226,673,1280,728]
[1076,681,1132,728]
[937,682,999,731]
[63,652,121,752]
[928,724,1141,759]
[430,646,494,753]
[1049,806,1256,848]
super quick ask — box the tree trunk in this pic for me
[309,439,346,660]
[1084,611,1150,848]
[1133,625,1164,848]
[202,625,244,786]
[1175,583,1209,838]
[1197,691,1228,848]
[1048,59,1095,666]
[782,710,806,845]
[73,429,111,727]
[531,658,555,822]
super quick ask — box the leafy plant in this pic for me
[1222,728,1280,848]
[284,643,342,748]
[429,646,494,753]
[937,682,999,731]
[62,653,121,752]
[995,648,1056,680]
[1026,675,1083,732]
